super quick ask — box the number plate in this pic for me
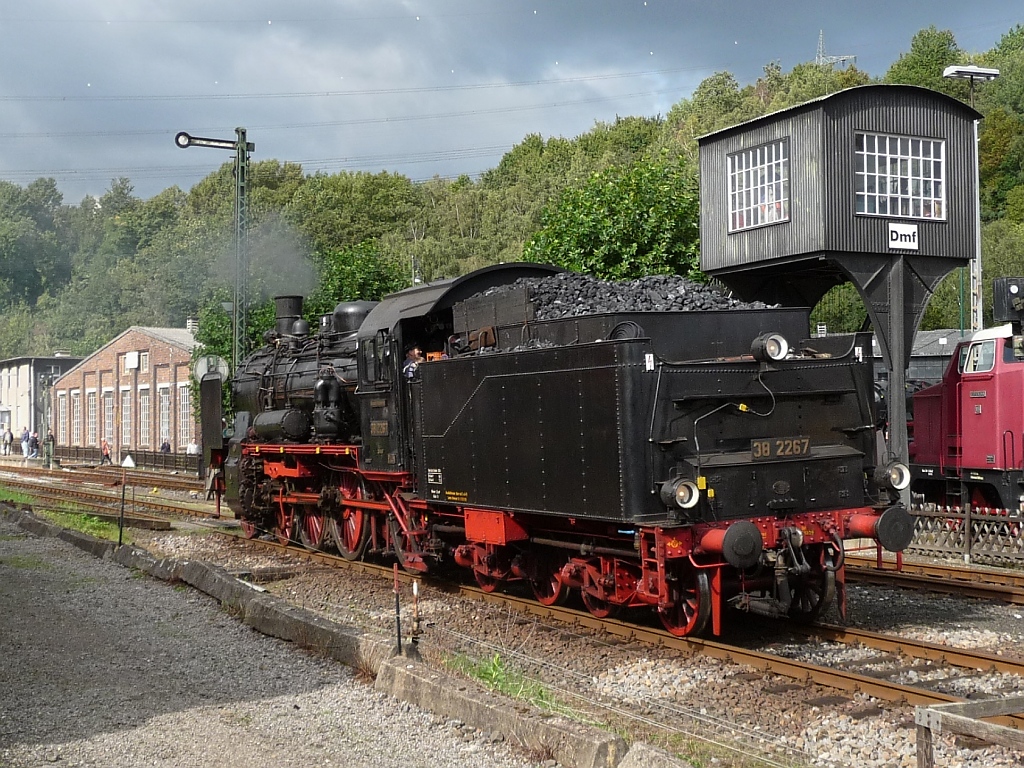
[751,437,811,461]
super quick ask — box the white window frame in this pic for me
[140,352,150,373]
[120,389,132,447]
[86,391,97,446]
[177,383,192,446]
[102,390,114,443]
[855,132,946,220]
[728,139,790,233]
[71,390,81,445]
[57,393,67,444]
[158,385,171,448]
[139,389,151,447]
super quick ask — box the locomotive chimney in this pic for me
[274,295,304,336]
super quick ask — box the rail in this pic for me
[54,446,201,475]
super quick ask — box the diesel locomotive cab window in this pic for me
[960,340,996,374]
[855,133,946,219]
[727,139,790,232]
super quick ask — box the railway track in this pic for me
[10,476,1024,733]
[0,462,205,493]
[0,475,219,528]
[846,554,1024,604]
[214,531,1024,727]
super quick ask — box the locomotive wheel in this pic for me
[788,556,836,623]
[331,508,369,561]
[299,508,328,551]
[327,472,370,561]
[659,569,711,637]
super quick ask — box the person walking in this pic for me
[2,426,12,456]
[20,427,29,458]
[100,437,112,466]
[27,432,39,459]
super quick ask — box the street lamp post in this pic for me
[175,129,255,375]
[943,65,999,333]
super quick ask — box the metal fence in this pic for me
[54,446,201,476]
[909,506,1024,566]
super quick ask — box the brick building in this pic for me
[51,327,198,456]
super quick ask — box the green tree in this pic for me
[524,155,700,280]
[883,26,963,93]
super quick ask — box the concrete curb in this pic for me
[2,506,696,768]
[376,656,627,768]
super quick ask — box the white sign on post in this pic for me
[121,455,136,469]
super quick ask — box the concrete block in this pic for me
[375,656,627,768]
[57,528,116,559]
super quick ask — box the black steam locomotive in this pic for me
[210,263,913,636]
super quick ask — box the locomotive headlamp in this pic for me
[751,332,789,362]
[875,461,911,492]
[660,479,700,509]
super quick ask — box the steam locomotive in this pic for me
[210,262,913,636]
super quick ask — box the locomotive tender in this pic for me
[215,262,913,636]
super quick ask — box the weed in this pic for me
[445,652,574,717]
[36,509,131,544]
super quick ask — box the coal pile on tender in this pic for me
[476,272,773,321]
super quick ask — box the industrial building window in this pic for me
[178,385,191,445]
[120,390,131,446]
[71,392,81,445]
[728,139,790,232]
[57,394,67,444]
[87,392,97,445]
[159,387,171,447]
[140,352,150,373]
[139,390,151,447]
[855,133,945,219]
[103,391,113,443]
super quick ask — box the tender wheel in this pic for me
[788,557,837,623]
[659,569,711,637]
[239,519,258,539]
[474,570,501,593]
[581,589,619,619]
[530,559,568,607]
[299,508,328,550]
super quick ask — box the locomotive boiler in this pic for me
[213,263,913,636]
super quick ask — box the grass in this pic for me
[37,509,130,543]
[0,488,38,506]
[0,554,50,570]
[445,652,576,717]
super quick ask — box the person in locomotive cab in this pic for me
[403,345,425,379]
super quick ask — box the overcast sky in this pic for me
[0,1,1019,204]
